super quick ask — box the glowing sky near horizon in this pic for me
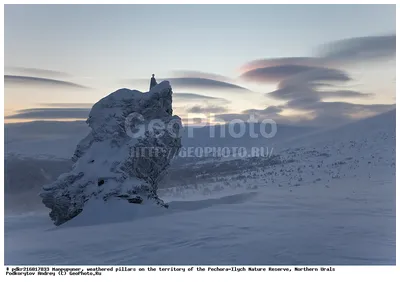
[4,5,396,125]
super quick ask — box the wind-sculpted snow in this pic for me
[40,81,182,226]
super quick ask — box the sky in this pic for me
[4,4,396,126]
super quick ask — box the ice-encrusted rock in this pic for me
[40,81,182,226]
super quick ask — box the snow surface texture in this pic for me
[39,81,182,226]
[4,110,395,265]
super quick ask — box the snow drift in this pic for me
[40,81,182,226]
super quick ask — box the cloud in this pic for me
[216,102,395,127]
[240,65,328,83]
[267,68,354,101]
[5,108,90,120]
[234,34,396,127]
[214,111,311,126]
[241,64,388,126]
[174,93,229,103]
[180,117,208,125]
[170,70,231,82]
[280,68,351,86]
[5,67,70,78]
[167,77,251,92]
[317,34,396,62]
[40,103,95,107]
[242,106,283,116]
[187,105,228,114]
[240,57,325,73]
[268,67,394,127]
[126,77,252,92]
[318,90,373,99]
[215,106,286,123]
[239,34,396,78]
[214,113,254,122]
[287,99,394,113]
[5,75,90,89]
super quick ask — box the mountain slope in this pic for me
[4,109,396,264]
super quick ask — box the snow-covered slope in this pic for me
[5,121,88,160]
[5,121,317,160]
[4,121,318,205]
[4,109,396,264]
[282,109,396,148]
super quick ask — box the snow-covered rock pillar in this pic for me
[40,81,182,226]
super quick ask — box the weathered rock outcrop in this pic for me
[40,81,182,225]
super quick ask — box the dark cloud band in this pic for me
[5,75,90,89]
[318,34,396,62]
[6,108,90,119]
[187,105,228,114]
[5,67,70,78]
[174,93,229,103]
